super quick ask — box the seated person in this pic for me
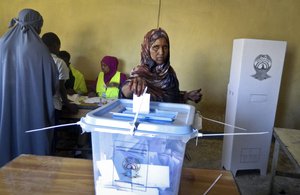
[58,50,88,95]
[89,55,127,99]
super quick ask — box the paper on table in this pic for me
[67,94,79,102]
[67,94,86,105]
[83,97,100,104]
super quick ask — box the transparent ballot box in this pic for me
[80,99,197,195]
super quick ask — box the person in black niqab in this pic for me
[0,8,58,167]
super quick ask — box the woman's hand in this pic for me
[129,77,146,96]
[121,77,146,98]
[186,88,202,103]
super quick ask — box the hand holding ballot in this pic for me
[128,76,147,97]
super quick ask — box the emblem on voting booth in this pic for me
[252,54,272,81]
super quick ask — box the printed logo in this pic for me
[122,156,141,178]
[252,54,272,80]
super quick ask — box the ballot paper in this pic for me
[97,159,119,185]
[133,93,150,114]
[96,159,170,189]
[67,94,89,104]
[67,94,101,104]
[83,97,101,104]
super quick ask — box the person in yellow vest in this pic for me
[94,56,127,99]
[59,50,88,95]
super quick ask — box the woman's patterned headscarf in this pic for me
[128,28,180,103]
[141,28,170,70]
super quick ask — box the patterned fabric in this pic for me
[126,28,182,103]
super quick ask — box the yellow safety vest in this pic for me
[70,65,88,94]
[96,71,120,98]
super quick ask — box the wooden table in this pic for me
[179,167,240,195]
[270,128,300,192]
[0,154,240,195]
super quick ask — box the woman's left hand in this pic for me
[187,88,202,103]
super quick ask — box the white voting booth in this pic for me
[222,39,287,176]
